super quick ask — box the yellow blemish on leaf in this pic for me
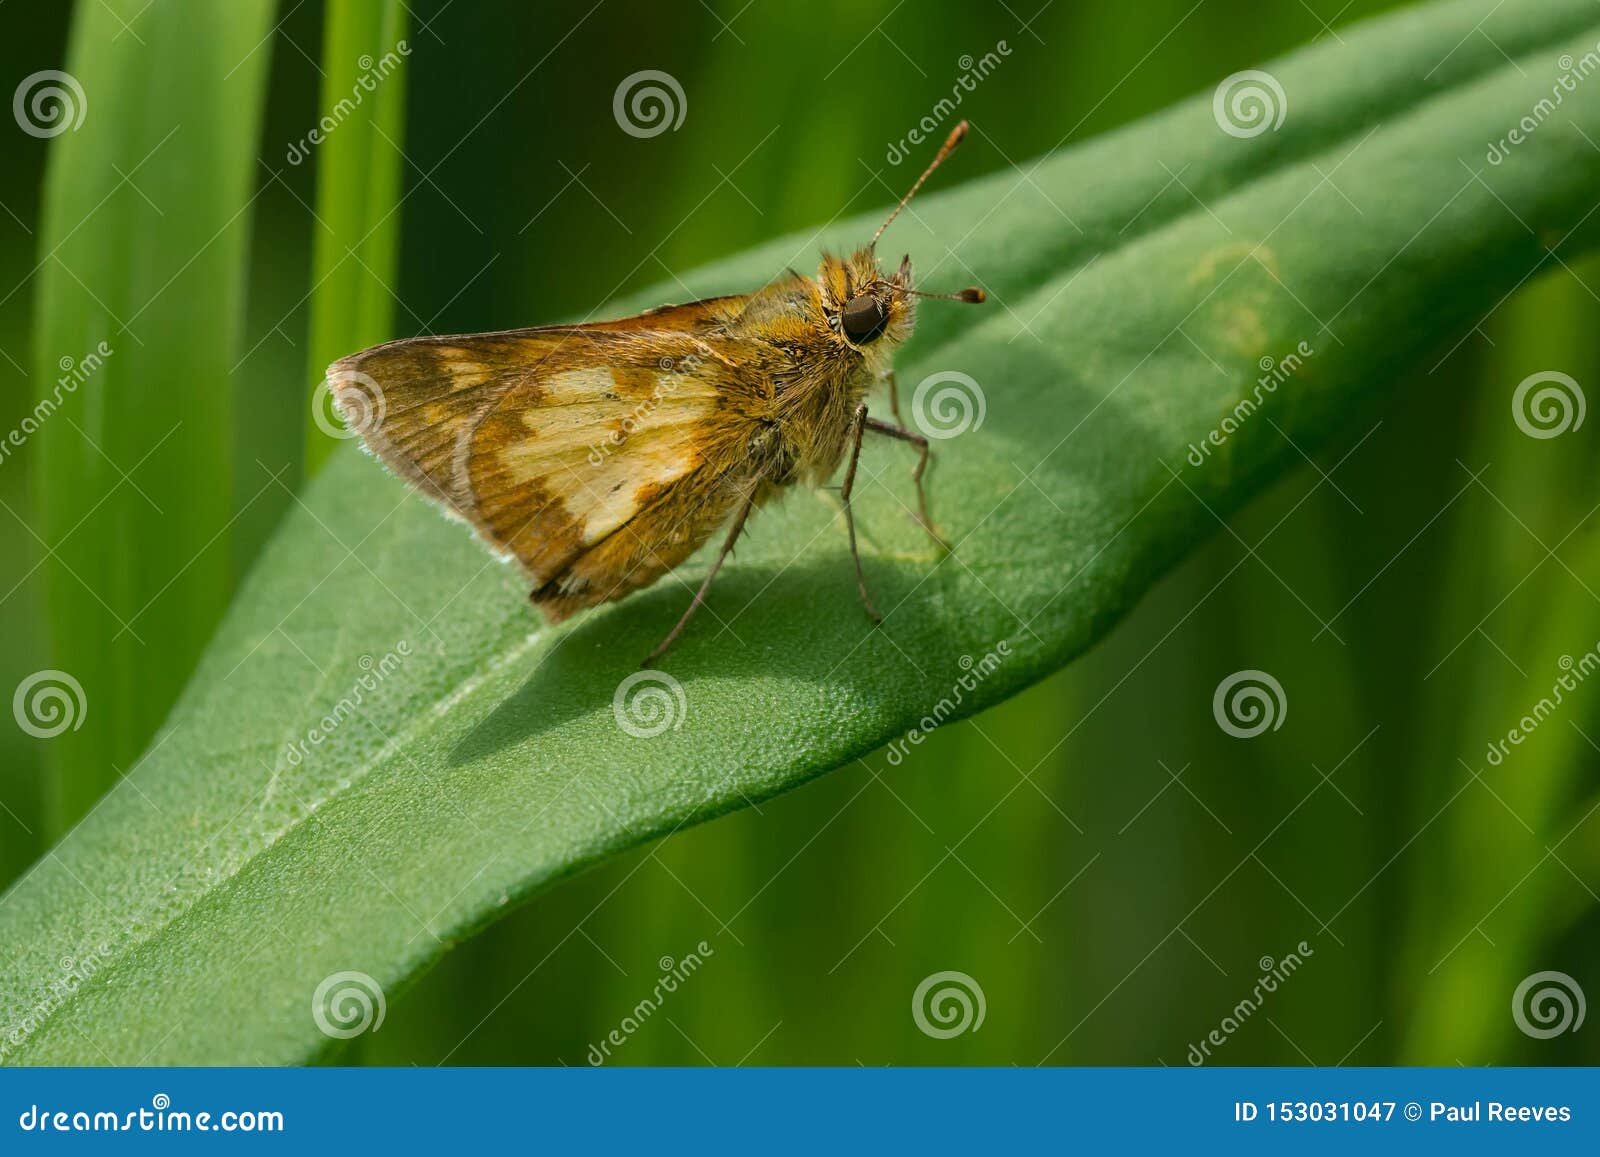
[1187,243,1280,287]
[1218,307,1269,354]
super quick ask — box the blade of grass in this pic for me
[1401,269,1600,1062]
[302,0,409,475]
[29,0,276,834]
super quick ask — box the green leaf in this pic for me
[24,0,276,833]
[302,1,410,475]
[5,0,1600,1064]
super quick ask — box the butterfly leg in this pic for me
[864,416,950,552]
[886,370,906,427]
[841,403,883,625]
[642,486,758,666]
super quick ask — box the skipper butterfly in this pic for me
[330,121,983,663]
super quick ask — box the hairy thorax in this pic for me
[772,349,878,486]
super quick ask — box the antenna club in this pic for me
[945,121,970,150]
[958,286,985,303]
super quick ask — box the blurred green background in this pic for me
[1,0,1595,1065]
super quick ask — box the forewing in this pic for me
[327,308,761,616]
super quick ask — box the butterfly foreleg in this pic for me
[840,403,883,626]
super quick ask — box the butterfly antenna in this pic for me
[904,286,986,304]
[871,120,970,251]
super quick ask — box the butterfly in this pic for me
[329,121,983,664]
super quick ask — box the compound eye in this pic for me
[839,294,887,344]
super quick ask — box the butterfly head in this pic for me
[818,248,916,351]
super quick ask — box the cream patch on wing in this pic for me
[428,345,502,391]
[485,363,718,552]
[542,366,625,402]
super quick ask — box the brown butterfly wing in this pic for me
[328,298,766,620]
